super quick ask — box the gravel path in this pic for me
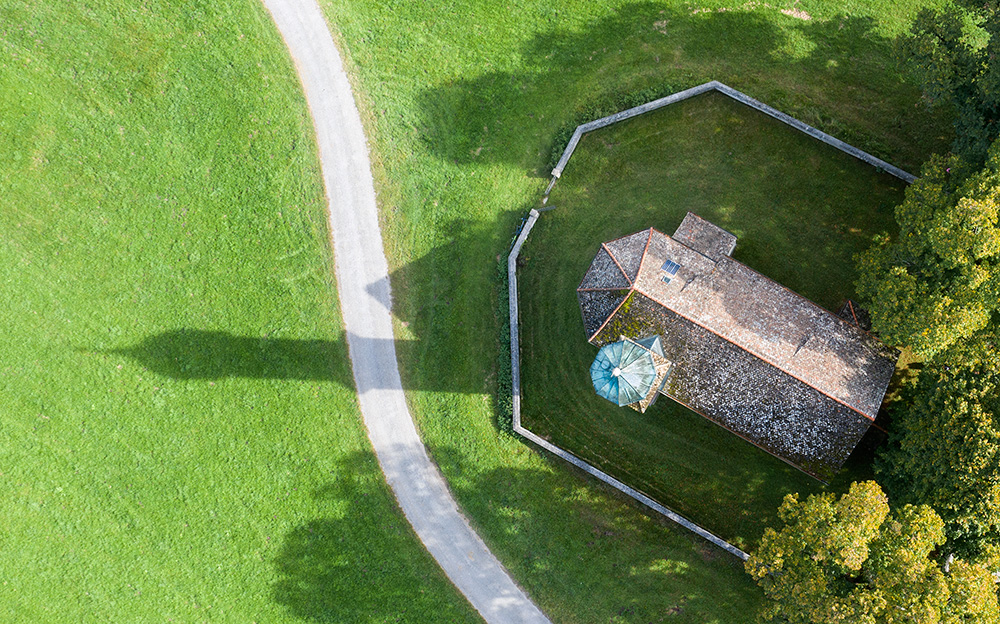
[261,1,551,622]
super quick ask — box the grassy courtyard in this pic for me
[0,2,476,621]
[520,90,908,547]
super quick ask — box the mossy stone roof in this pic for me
[576,212,899,479]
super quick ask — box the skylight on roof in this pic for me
[661,259,681,284]
[661,260,680,275]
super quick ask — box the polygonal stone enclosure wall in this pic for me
[507,81,914,559]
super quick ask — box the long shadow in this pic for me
[275,450,761,622]
[418,3,947,175]
[110,330,351,382]
[272,451,477,623]
[108,327,481,394]
[106,213,523,396]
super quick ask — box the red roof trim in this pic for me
[634,228,654,278]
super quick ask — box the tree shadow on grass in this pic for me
[444,448,762,619]
[275,450,761,623]
[418,2,947,176]
[395,1,951,461]
[272,451,478,623]
[461,465,758,620]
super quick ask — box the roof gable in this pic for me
[603,230,650,282]
[578,289,629,337]
[579,246,630,290]
[671,212,737,260]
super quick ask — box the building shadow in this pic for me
[110,329,352,383]
[363,215,526,400]
[108,326,481,394]
[107,216,520,397]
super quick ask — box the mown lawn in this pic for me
[520,90,908,548]
[319,0,953,621]
[0,2,477,621]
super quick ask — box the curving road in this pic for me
[261,1,551,622]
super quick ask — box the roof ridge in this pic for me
[601,242,633,286]
[634,228,655,279]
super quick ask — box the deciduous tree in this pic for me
[877,333,1000,559]
[746,481,1000,623]
[904,1,1000,163]
[855,148,1000,359]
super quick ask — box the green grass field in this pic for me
[520,90,908,548]
[0,2,477,621]
[319,0,953,621]
[3,0,960,621]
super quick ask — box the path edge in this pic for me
[260,1,552,622]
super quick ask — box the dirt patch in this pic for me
[687,1,811,21]
[781,7,812,20]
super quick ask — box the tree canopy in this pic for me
[837,4,1000,614]
[746,481,1000,624]
[877,332,1000,560]
[904,1,1000,163]
[855,147,1000,359]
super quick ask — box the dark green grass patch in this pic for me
[0,2,477,621]
[520,91,906,547]
[321,0,949,621]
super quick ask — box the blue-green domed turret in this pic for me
[590,339,658,407]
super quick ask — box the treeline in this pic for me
[747,2,1000,621]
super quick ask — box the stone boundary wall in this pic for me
[545,80,915,195]
[507,209,749,561]
[516,80,916,560]
[508,209,539,425]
